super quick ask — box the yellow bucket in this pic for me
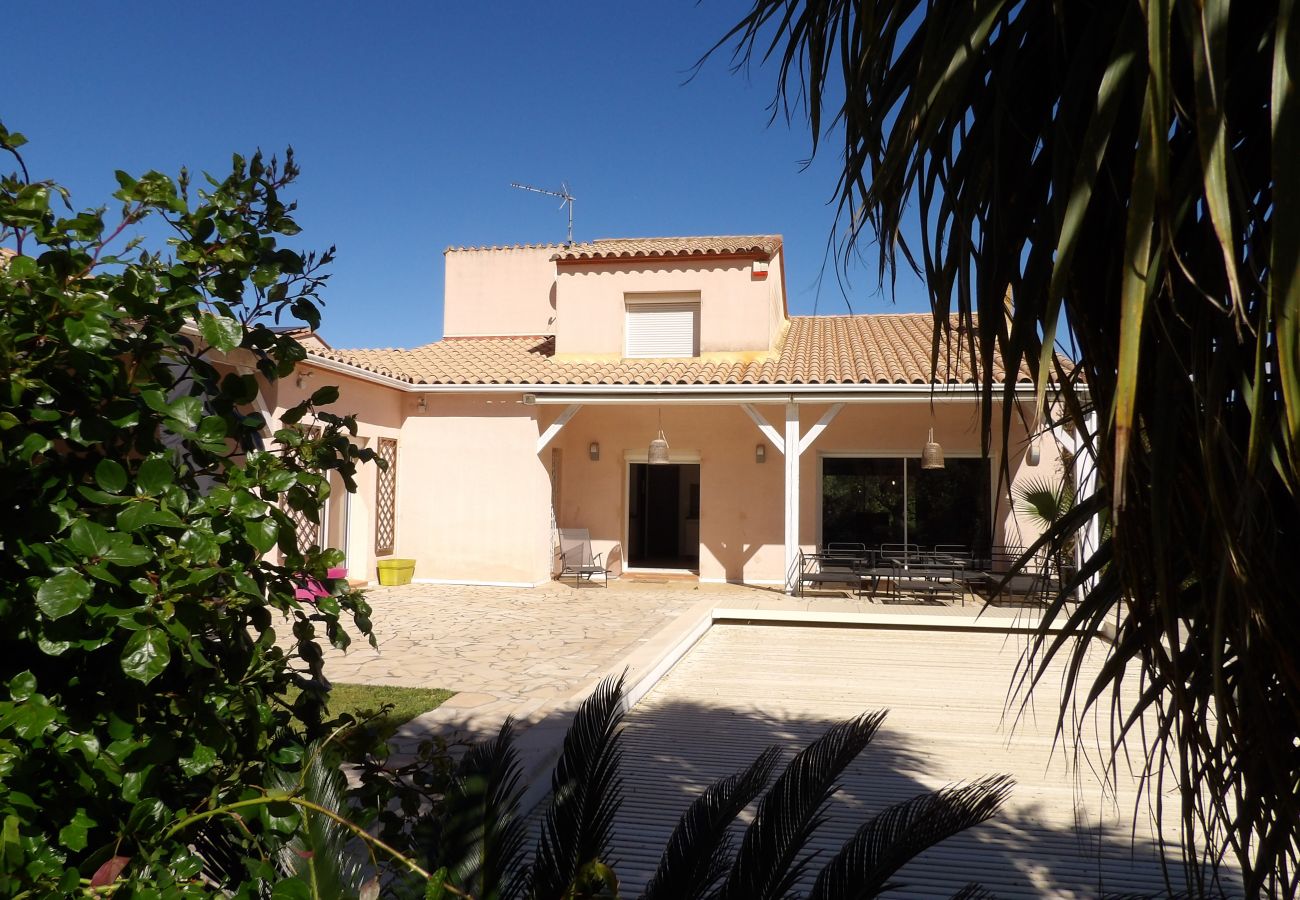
[376,558,415,586]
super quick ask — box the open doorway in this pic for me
[628,463,700,569]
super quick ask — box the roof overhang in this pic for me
[302,352,1086,403]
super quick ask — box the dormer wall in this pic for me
[442,245,559,337]
[553,249,786,358]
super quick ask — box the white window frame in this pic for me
[624,293,701,359]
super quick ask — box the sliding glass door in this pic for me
[821,456,990,552]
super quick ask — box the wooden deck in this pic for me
[608,624,1241,898]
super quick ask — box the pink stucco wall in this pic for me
[442,245,559,337]
[396,395,553,584]
[266,366,405,584]
[550,399,1057,584]
[554,254,784,357]
[262,360,1064,587]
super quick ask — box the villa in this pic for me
[256,235,1084,589]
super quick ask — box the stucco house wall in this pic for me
[264,367,404,583]
[554,256,779,357]
[442,245,558,338]
[548,399,1059,585]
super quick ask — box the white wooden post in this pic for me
[1073,411,1100,598]
[741,401,842,593]
[784,402,800,592]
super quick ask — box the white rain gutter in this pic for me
[303,353,1086,403]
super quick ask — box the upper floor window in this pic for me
[624,294,701,358]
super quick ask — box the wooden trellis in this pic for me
[376,438,398,555]
[284,426,321,556]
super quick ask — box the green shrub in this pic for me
[0,122,377,895]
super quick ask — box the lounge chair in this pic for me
[557,528,609,588]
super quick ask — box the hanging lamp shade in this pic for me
[648,428,671,465]
[921,427,945,469]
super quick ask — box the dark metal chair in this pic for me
[557,528,609,588]
[797,543,873,597]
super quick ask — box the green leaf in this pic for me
[246,518,278,554]
[425,868,449,900]
[271,877,311,900]
[116,503,183,532]
[178,744,217,777]
[309,385,340,406]
[7,255,37,279]
[168,396,203,430]
[58,809,96,852]
[36,571,91,619]
[101,535,151,567]
[69,520,113,558]
[4,696,58,738]
[136,457,174,494]
[198,312,243,353]
[197,415,227,442]
[8,671,37,702]
[121,628,170,684]
[179,528,219,564]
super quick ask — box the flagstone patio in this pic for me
[307,579,1039,753]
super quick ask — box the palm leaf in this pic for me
[1012,476,1074,529]
[641,746,782,900]
[710,2,1300,893]
[525,673,627,899]
[437,718,528,900]
[807,775,1012,900]
[274,745,372,899]
[716,712,887,900]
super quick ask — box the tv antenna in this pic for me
[510,181,575,245]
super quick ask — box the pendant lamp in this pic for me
[921,427,945,469]
[648,409,670,465]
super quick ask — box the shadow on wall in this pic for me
[705,538,765,583]
[393,696,1240,899]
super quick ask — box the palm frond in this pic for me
[641,746,782,900]
[807,775,1013,900]
[437,718,528,900]
[1012,476,1073,528]
[711,1,1300,893]
[716,712,887,900]
[525,673,627,899]
[274,745,371,899]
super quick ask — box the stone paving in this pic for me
[306,578,1032,744]
[295,576,1046,808]
[311,579,754,739]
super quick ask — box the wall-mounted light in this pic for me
[295,369,313,389]
[417,396,427,412]
[589,441,600,461]
[755,443,766,463]
[522,393,537,405]
[1026,440,1041,466]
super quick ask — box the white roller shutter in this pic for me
[625,299,700,358]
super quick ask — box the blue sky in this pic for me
[6,1,929,348]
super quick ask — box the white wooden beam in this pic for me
[784,403,800,593]
[536,404,581,453]
[740,403,784,454]
[1073,411,1100,599]
[797,403,844,456]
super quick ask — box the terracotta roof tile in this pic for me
[315,314,1057,388]
[552,235,782,262]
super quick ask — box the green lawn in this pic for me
[294,682,454,759]
[326,682,454,737]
